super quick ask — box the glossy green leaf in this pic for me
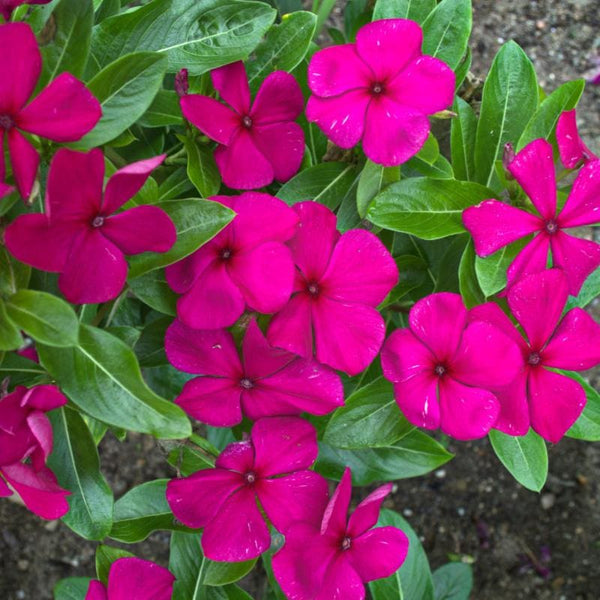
[381,254,429,307]
[458,241,485,307]
[0,300,22,351]
[37,324,191,439]
[129,270,177,315]
[48,407,113,540]
[564,371,600,441]
[0,352,47,386]
[433,563,473,600]
[403,153,454,180]
[368,178,494,240]
[373,0,435,23]
[567,266,600,310]
[135,317,170,367]
[167,444,215,476]
[204,558,258,586]
[357,160,401,218]
[183,137,221,198]
[6,290,79,347]
[474,237,527,297]
[451,97,477,181]
[489,428,548,492]
[95,545,134,584]
[128,198,234,278]
[138,90,182,128]
[454,46,472,89]
[53,577,92,600]
[95,0,120,23]
[157,167,196,202]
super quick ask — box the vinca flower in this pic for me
[0,23,101,197]
[0,0,50,21]
[0,385,70,520]
[165,318,344,427]
[85,557,175,600]
[463,138,600,295]
[5,148,176,304]
[181,61,305,189]
[381,293,522,440]
[268,201,398,375]
[306,19,455,166]
[471,269,600,442]
[167,417,328,562]
[273,468,409,600]
[556,109,598,169]
[166,192,298,330]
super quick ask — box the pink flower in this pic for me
[381,293,523,440]
[166,192,298,330]
[166,417,329,562]
[463,138,600,295]
[267,201,398,376]
[306,19,455,166]
[85,557,175,600]
[5,148,176,304]
[180,61,305,190]
[0,0,50,21]
[556,109,598,169]
[0,384,70,519]
[0,181,12,198]
[471,269,600,442]
[0,23,101,198]
[165,318,344,427]
[272,468,409,600]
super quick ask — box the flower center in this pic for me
[240,377,254,390]
[0,114,15,130]
[544,220,559,235]
[370,82,385,96]
[244,471,257,485]
[242,115,253,129]
[306,281,320,297]
[220,248,233,261]
[91,216,105,228]
[341,536,352,551]
[434,364,447,377]
[528,351,542,366]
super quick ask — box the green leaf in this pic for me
[489,428,548,492]
[277,162,358,210]
[564,371,600,441]
[370,509,434,600]
[138,90,182,128]
[316,430,453,485]
[567,266,600,310]
[517,79,585,150]
[454,46,472,89]
[474,237,527,297]
[433,563,473,600]
[381,255,428,307]
[403,153,454,180]
[37,324,191,439]
[204,558,258,586]
[167,445,215,476]
[182,137,221,198]
[0,247,31,297]
[247,11,317,88]
[451,97,477,181]
[95,545,134,584]
[357,160,401,218]
[474,41,538,189]
[135,317,170,367]
[76,52,168,149]
[48,407,113,540]
[110,479,191,543]
[368,178,495,240]
[95,0,120,23]
[422,0,472,70]
[6,290,79,347]
[458,241,485,307]
[39,0,94,87]
[91,0,276,75]
[0,352,47,386]
[53,577,92,600]
[128,198,234,278]
[157,167,195,202]
[129,270,177,315]
[373,0,435,23]
[324,378,414,449]
[0,299,22,351]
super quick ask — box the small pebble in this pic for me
[541,493,555,510]
[434,469,446,479]
[403,508,413,517]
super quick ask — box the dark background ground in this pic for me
[2,1,599,598]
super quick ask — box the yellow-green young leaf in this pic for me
[0,299,22,351]
[182,137,221,198]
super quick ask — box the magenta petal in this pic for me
[467,302,527,350]
[505,232,551,291]
[107,557,174,600]
[381,329,436,384]
[101,205,176,254]
[0,181,12,198]
[27,411,53,468]
[347,484,392,538]
[543,308,600,370]
[166,469,242,528]
[462,200,541,257]
[321,467,352,538]
[176,377,242,427]
[102,154,165,214]
[306,90,369,149]
[355,19,423,81]
[267,293,314,359]
[349,526,409,583]
[165,243,218,294]
[556,110,596,169]
[492,373,530,436]
[22,384,67,411]
[363,97,430,166]
[180,94,240,145]
[251,71,304,124]
[215,439,255,473]
[8,127,39,199]
[312,298,386,376]
[17,73,101,142]
[0,23,41,114]
[251,122,304,182]
[308,44,372,98]
[508,139,556,220]
[176,262,245,329]
[320,229,398,306]
[0,476,12,497]
[211,61,251,115]
[257,471,329,532]
[242,318,293,379]
[202,487,270,561]
[317,554,365,600]
[559,160,600,227]
[58,230,127,304]
[85,580,108,600]
[550,230,600,296]
[393,375,440,430]
[438,378,499,440]
[252,416,319,476]
[528,368,586,443]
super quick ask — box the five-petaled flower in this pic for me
[267,201,398,376]
[85,557,175,600]
[0,22,101,198]
[273,467,409,600]
[166,192,298,330]
[471,269,600,442]
[0,0,51,21]
[0,384,70,520]
[306,18,455,166]
[5,148,176,304]
[381,293,522,440]
[166,417,329,562]
[181,61,305,190]
[556,109,598,169]
[463,138,600,295]
[165,318,344,427]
